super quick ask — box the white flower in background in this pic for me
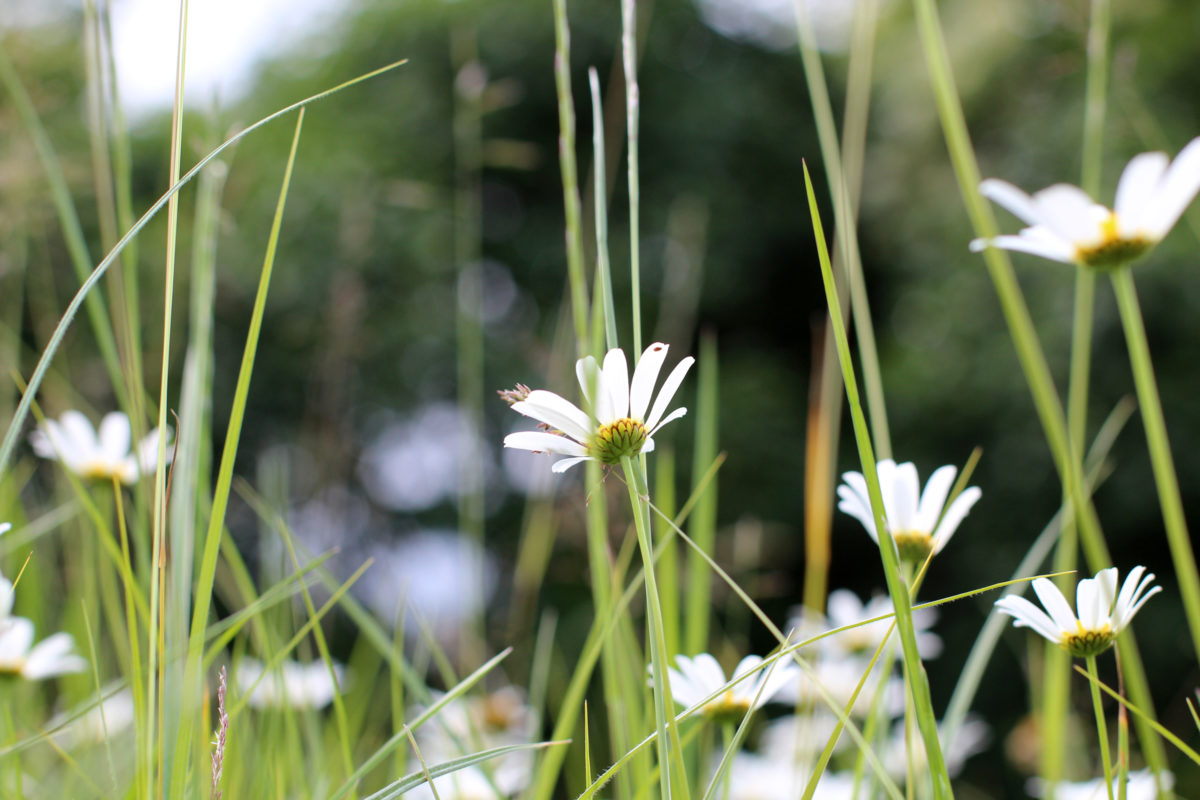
[0,618,86,680]
[30,411,173,484]
[51,685,136,748]
[657,653,799,722]
[880,715,989,779]
[716,752,858,800]
[503,342,694,473]
[1028,769,1172,800]
[771,654,906,719]
[414,687,537,797]
[994,566,1160,658]
[791,589,942,660]
[234,657,345,710]
[972,137,1200,269]
[403,766,509,800]
[760,711,845,761]
[837,460,981,563]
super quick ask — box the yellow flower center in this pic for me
[589,418,648,464]
[1061,622,1115,658]
[1075,213,1151,269]
[705,691,752,724]
[893,530,934,563]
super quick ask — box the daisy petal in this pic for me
[1114,151,1168,230]
[629,343,669,421]
[646,406,687,436]
[888,462,920,533]
[601,348,630,421]
[994,595,1062,643]
[915,465,956,534]
[98,413,132,467]
[972,231,1077,263]
[550,456,593,473]
[511,391,593,442]
[979,179,1043,226]
[1031,578,1077,635]
[645,356,694,430]
[1144,136,1200,239]
[576,356,600,408]
[930,486,981,553]
[503,431,589,457]
[1031,185,1106,245]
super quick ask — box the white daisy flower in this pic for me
[880,715,989,779]
[716,753,858,800]
[502,342,694,473]
[234,657,345,710]
[837,460,981,563]
[971,137,1200,269]
[791,589,942,660]
[30,410,173,485]
[656,652,799,722]
[994,566,1160,658]
[0,617,87,680]
[771,653,906,719]
[1028,768,1172,800]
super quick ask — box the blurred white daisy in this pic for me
[994,566,1160,658]
[837,460,981,563]
[791,589,942,660]
[771,653,906,719]
[880,715,989,779]
[0,617,87,680]
[656,652,799,722]
[414,687,536,797]
[31,411,173,485]
[51,685,136,748]
[716,752,858,800]
[502,342,694,473]
[1028,768,1171,800]
[234,657,345,710]
[972,137,1200,269]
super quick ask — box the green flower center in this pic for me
[589,418,648,464]
[893,530,934,563]
[1061,624,1115,658]
[1076,215,1151,270]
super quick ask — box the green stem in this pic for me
[1086,656,1116,800]
[621,0,642,355]
[1110,268,1200,660]
[804,164,952,799]
[622,455,679,800]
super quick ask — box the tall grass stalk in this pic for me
[804,162,953,798]
[905,0,1170,776]
[620,0,642,355]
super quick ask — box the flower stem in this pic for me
[1086,655,1116,800]
[622,455,681,800]
[1110,268,1200,661]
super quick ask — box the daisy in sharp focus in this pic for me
[971,137,1200,269]
[656,652,800,723]
[30,410,173,485]
[994,566,1160,658]
[837,460,981,563]
[502,342,694,473]
[0,617,87,680]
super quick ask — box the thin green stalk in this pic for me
[804,163,952,799]
[551,0,591,354]
[1110,268,1200,655]
[621,0,642,355]
[1086,656,1116,800]
[905,0,1169,774]
[147,3,190,793]
[621,455,679,800]
[684,333,718,656]
[588,67,618,352]
[1049,0,1109,789]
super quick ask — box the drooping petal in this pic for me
[629,343,669,421]
[1114,151,1169,232]
[1111,567,1161,631]
[644,356,694,430]
[1143,136,1200,239]
[601,348,630,422]
[979,179,1043,227]
[646,406,687,436]
[994,595,1062,643]
[1031,578,1078,635]
[836,483,877,541]
[915,465,957,535]
[510,391,593,443]
[503,431,589,457]
[550,456,593,473]
[930,486,982,553]
[98,412,132,466]
[1030,184,1106,246]
[970,231,1077,263]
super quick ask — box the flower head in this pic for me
[971,137,1200,269]
[31,411,173,485]
[234,657,345,710]
[503,342,694,473]
[790,589,942,660]
[0,617,87,680]
[837,460,981,563]
[657,653,799,723]
[994,566,1160,658]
